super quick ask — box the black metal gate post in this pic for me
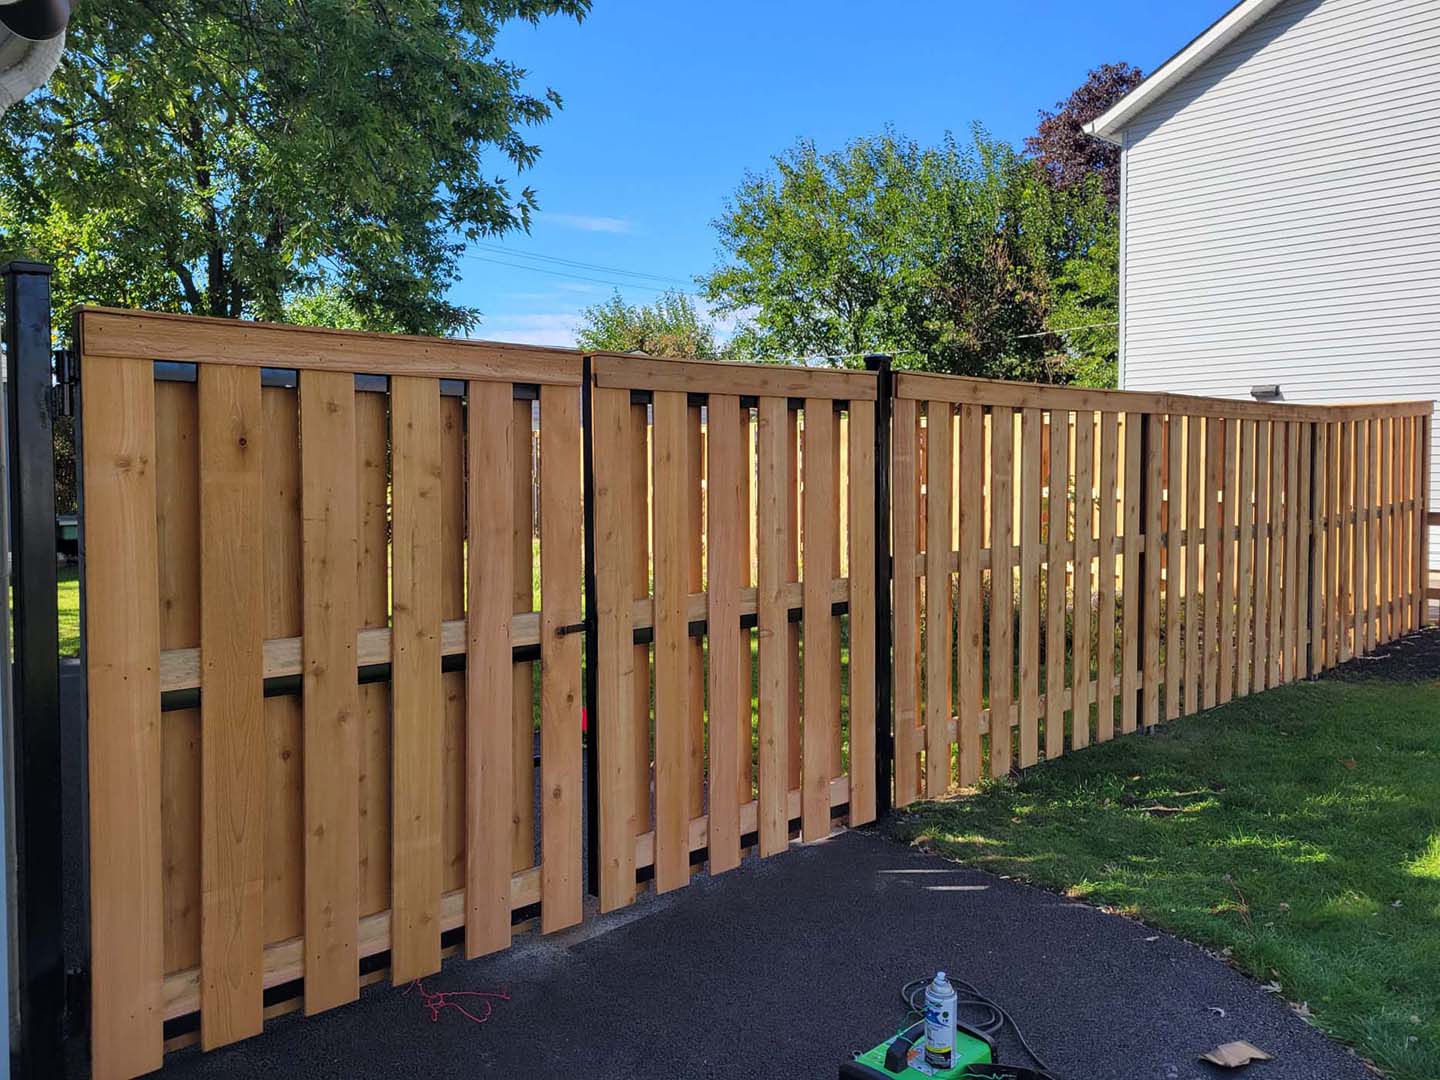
[580,355,601,897]
[864,354,894,819]
[3,262,65,1079]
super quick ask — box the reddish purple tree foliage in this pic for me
[1026,62,1145,206]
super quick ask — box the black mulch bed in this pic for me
[1320,624,1440,683]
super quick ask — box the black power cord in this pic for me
[899,974,1052,1075]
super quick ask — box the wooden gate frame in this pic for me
[75,308,588,1078]
[586,353,885,914]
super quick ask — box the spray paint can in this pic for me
[923,971,958,1069]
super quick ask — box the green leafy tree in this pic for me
[702,128,1112,380]
[1044,217,1119,387]
[703,132,926,365]
[1020,63,1139,385]
[0,0,589,334]
[282,284,408,334]
[902,135,1070,380]
[575,290,721,359]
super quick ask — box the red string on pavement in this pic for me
[406,979,511,1026]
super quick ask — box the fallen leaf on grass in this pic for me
[1341,758,1357,769]
[1201,1041,1274,1068]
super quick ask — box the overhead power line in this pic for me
[462,253,704,297]
[468,241,694,287]
[1012,320,1119,339]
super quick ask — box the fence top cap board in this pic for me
[74,305,585,385]
[895,370,1432,423]
[590,351,877,401]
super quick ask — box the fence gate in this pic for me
[587,354,880,912]
[76,308,587,1078]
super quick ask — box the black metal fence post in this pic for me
[580,356,601,897]
[3,261,65,1079]
[1305,421,1319,677]
[1136,412,1152,729]
[864,354,894,819]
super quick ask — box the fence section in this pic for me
[69,304,1434,1080]
[890,372,1432,803]
[589,355,879,913]
[77,309,586,1078]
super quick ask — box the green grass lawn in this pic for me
[891,674,1440,1080]
[58,567,79,656]
[7,568,80,657]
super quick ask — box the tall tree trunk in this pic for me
[206,245,226,317]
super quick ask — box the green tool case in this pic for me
[840,1020,993,1078]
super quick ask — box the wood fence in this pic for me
[72,306,1433,1080]
[589,354,878,914]
[78,308,587,1079]
[893,373,1432,799]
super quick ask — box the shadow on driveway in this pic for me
[156,830,1369,1080]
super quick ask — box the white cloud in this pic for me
[545,212,634,234]
[472,311,581,348]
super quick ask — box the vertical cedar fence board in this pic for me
[73,305,1433,1079]
[589,353,879,914]
[891,371,1432,798]
[76,308,586,1078]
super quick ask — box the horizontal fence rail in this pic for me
[891,371,1432,802]
[589,354,879,912]
[71,306,1434,1080]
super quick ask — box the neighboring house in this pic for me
[1085,0,1439,590]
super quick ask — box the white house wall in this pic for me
[1118,0,1440,574]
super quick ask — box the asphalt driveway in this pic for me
[151,828,1371,1080]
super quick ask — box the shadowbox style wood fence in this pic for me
[70,307,1432,1079]
[588,354,878,913]
[892,374,1432,798]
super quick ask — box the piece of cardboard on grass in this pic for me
[1201,1041,1274,1068]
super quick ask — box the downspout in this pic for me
[0,0,69,113]
[1117,129,1128,390]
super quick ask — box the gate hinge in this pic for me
[52,347,79,418]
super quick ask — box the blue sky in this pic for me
[461,0,1234,347]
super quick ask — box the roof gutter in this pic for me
[1083,0,1281,144]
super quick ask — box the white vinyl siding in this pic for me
[1117,0,1440,575]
